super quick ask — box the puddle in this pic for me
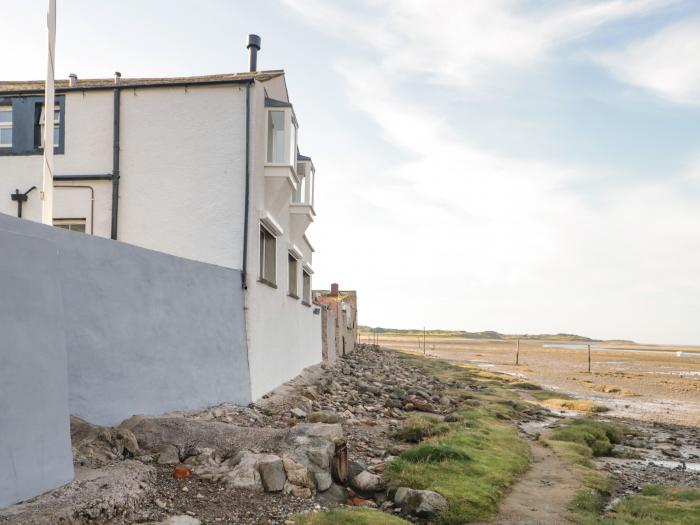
[603,457,700,473]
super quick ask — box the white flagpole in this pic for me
[41,0,56,225]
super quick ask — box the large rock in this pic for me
[257,455,286,492]
[226,451,263,491]
[282,456,314,489]
[399,488,448,518]
[120,416,286,456]
[156,444,180,465]
[70,416,140,467]
[351,470,384,492]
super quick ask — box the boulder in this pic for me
[316,482,348,504]
[226,451,263,491]
[351,470,384,492]
[403,489,448,518]
[257,455,286,492]
[314,471,333,492]
[70,416,141,467]
[282,456,314,489]
[157,444,180,465]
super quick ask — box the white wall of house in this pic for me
[0,85,248,269]
[245,78,322,399]
[119,85,247,269]
[0,73,323,403]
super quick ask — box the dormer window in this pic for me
[265,98,297,170]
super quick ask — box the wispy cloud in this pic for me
[286,0,675,87]
[595,17,700,105]
[286,0,700,343]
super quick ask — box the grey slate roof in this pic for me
[0,70,285,94]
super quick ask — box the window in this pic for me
[267,110,285,163]
[259,224,277,286]
[53,218,86,233]
[288,253,299,298]
[0,107,11,148]
[38,105,60,148]
[302,270,311,305]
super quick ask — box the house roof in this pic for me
[0,70,285,94]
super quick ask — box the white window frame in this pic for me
[39,105,60,148]
[288,252,299,298]
[259,223,277,287]
[265,108,298,170]
[0,107,12,148]
[302,269,312,306]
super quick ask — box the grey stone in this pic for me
[307,411,340,424]
[351,470,385,492]
[404,489,448,518]
[258,455,286,492]
[291,408,307,418]
[157,444,180,465]
[393,486,411,505]
[167,517,202,525]
[226,451,263,491]
[314,471,333,492]
[316,482,348,504]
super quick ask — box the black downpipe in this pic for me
[110,80,121,240]
[241,82,252,289]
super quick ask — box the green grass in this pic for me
[392,415,451,443]
[381,352,533,524]
[400,444,471,463]
[293,508,411,524]
[549,419,626,457]
[576,485,700,525]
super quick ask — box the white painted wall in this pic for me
[119,85,247,269]
[0,74,323,403]
[245,78,322,399]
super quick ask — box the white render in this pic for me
[0,71,322,402]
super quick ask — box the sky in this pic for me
[2,0,700,345]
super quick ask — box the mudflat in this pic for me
[378,336,700,427]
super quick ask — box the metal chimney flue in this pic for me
[114,71,121,85]
[247,34,261,72]
[68,73,78,87]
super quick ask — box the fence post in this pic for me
[588,344,591,373]
[516,338,520,365]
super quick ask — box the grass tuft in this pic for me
[392,415,451,443]
[400,444,472,463]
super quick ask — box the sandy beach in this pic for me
[378,336,700,427]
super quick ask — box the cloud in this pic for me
[285,0,675,87]
[287,1,700,343]
[596,17,700,105]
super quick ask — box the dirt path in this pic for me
[483,439,580,525]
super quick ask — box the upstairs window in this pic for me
[0,107,11,148]
[37,105,60,149]
[265,107,298,167]
[302,270,311,305]
[288,253,299,298]
[267,110,285,163]
[259,224,277,286]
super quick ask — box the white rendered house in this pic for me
[0,36,320,400]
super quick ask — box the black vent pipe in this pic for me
[247,35,261,72]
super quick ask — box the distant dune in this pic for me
[358,326,633,343]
